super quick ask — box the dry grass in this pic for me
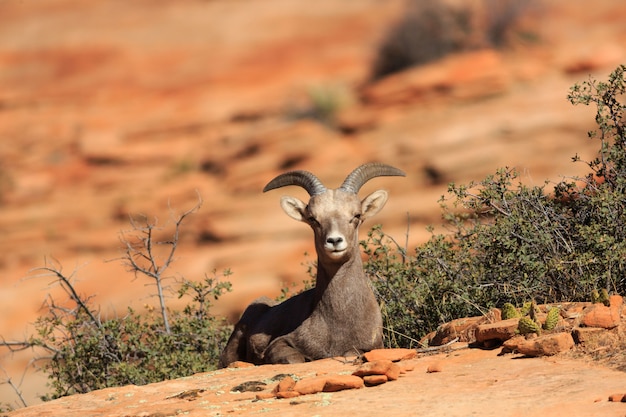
[566,325,626,372]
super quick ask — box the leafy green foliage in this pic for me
[285,84,351,129]
[32,268,232,401]
[364,65,626,347]
[1,202,233,404]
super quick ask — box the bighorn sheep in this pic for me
[218,163,405,367]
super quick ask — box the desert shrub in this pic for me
[563,64,626,292]
[363,227,476,348]
[370,0,535,80]
[1,201,233,403]
[35,270,232,400]
[366,65,626,347]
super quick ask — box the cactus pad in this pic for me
[519,301,532,316]
[599,289,610,306]
[501,303,520,320]
[542,307,560,331]
[518,316,541,335]
[591,289,600,304]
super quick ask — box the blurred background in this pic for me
[1,0,624,407]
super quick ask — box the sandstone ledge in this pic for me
[8,347,626,417]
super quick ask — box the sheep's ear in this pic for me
[360,190,388,220]
[280,196,307,222]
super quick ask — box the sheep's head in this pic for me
[263,163,405,264]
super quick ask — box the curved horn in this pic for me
[339,163,406,194]
[263,170,327,196]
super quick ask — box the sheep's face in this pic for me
[280,189,389,263]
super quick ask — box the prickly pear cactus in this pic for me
[591,289,610,306]
[591,289,600,304]
[528,300,538,323]
[518,316,541,336]
[599,289,610,306]
[519,301,532,317]
[542,307,560,331]
[501,303,520,320]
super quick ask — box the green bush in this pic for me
[1,201,233,403]
[33,270,232,400]
[365,65,626,347]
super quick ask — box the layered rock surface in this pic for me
[7,346,626,417]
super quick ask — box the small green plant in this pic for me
[363,225,485,348]
[286,84,351,128]
[307,85,347,127]
[519,301,533,317]
[590,288,611,306]
[164,157,197,180]
[543,307,560,331]
[517,316,541,336]
[501,303,520,320]
[0,199,232,404]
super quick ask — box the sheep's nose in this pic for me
[326,236,343,246]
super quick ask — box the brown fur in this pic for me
[218,165,404,367]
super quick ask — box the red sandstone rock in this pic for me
[581,304,621,329]
[362,348,417,362]
[427,316,485,346]
[276,390,301,399]
[255,391,276,400]
[9,338,626,416]
[609,294,623,309]
[362,374,388,386]
[293,376,328,395]
[571,327,607,345]
[475,318,519,343]
[502,335,526,353]
[274,375,296,393]
[323,375,364,392]
[503,332,575,356]
[353,360,392,377]
[335,106,379,134]
[384,363,401,381]
[290,374,365,396]
[353,360,401,381]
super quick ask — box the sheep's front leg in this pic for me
[263,336,307,364]
[218,324,246,368]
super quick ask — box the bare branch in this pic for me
[0,366,28,409]
[28,261,101,329]
[0,340,33,352]
[114,195,204,335]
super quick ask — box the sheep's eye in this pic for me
[352,214,362,224]
[308,216,320,226]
